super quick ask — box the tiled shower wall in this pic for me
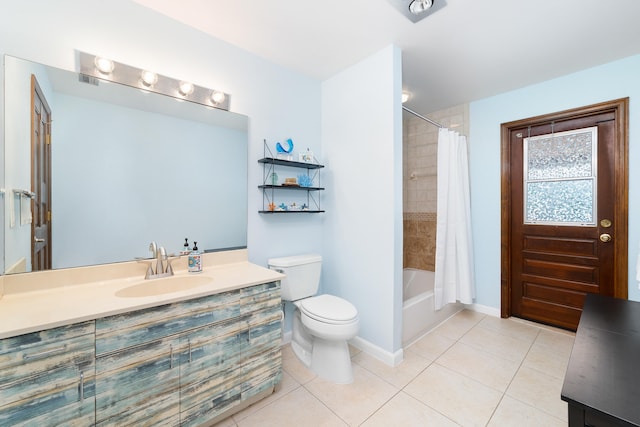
[403,104,469,271]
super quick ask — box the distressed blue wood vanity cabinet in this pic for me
[0,281,282,426]
[0,321,96,426]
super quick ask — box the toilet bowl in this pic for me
[268,254,360,384]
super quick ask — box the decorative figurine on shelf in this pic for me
[289,202,298,211]
[297,174,313,187]
[278,203,288,211]
[301,203,309,211]
[299,148,314,163]
[276,138,294,161]
[270,172,278,185]
[268,202,276,211]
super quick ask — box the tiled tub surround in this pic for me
[0,250,285,426]
[403,212,437,271]
[402,104,469,271]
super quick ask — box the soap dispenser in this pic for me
[188,241,202,273]
[181,238,191,255]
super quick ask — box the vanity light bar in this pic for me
[78,51,231,111]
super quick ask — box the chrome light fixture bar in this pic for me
[386,0,446,23]
[79,51,231,111]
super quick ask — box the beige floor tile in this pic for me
[506,366,567,421]
[459,325,534,363]
[406,330,456,362]
[477,316,541,343]
[232,370,300,422]
[532,329,575,359]
[212,415,237,427]
[235,387,347,427]
[305,364,399,426]
[521,341,570,380]
[488,395,565,427]
[404,364,502,427]
[431,310,485,341]
[436,342,520,392]
[353,348,431,389]
[361,392,458,427]
[348,343,361,358]
[282,345,317,385]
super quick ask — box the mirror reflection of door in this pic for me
[31,75,52,271]
[501,99,628,331]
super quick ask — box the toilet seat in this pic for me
[298,294,358,325]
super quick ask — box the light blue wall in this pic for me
[321,45,404,358]
[470,54,640,309]
[0,0,323,275]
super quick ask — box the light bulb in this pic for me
[402,92,410,103]
[211,91,226,104]
[140,70,158,87]
[409,0,433,15]
[94,57,115,74]
[178,81,194,96]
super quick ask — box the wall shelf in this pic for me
[258,140,325,214]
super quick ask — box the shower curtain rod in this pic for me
[402,106,444,128]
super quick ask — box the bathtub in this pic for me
[402,268,462,346]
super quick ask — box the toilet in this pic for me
[268,254,359,384]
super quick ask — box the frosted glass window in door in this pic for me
[523,127,597,225]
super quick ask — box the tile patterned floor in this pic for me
[218,310,575,426]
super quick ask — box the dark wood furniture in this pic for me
[562,294,640,426]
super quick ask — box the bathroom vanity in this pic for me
[0,250,284,426]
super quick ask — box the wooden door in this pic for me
[31,75,52,271]
[501,99,628,330]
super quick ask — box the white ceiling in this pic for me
[133,0,640,115]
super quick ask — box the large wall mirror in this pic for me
[4,55,248,274]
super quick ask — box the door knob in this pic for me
[34,237,45,243]
[600,233,612,243]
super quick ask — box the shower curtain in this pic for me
[434,128,475,310]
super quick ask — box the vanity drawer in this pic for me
[240,281,281,314]
[96,289,241,356]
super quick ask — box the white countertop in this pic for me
[0,251,284,339]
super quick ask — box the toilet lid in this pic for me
[299,294,358,323]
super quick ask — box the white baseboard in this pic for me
[349,336,404,367]
[464,303,500,317]
[280,303,500,369]
[282,331,404,367]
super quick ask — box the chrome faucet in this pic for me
[136,241,179,279]
[156,246,166,276]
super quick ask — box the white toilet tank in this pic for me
[268,254,322,301]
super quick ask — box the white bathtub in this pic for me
[402,268,462,346]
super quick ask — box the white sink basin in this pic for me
[115,275,212,298]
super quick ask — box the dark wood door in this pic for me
[501,99,628,331]
[31,75,52,271]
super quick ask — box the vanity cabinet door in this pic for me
[95,289,241,426]
[240,282,283,400]
[95,335,182,427]
[179,318,244,427]
[0,321,96,427]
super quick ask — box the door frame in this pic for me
[500,98,629,318]
[31,75,53,271]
